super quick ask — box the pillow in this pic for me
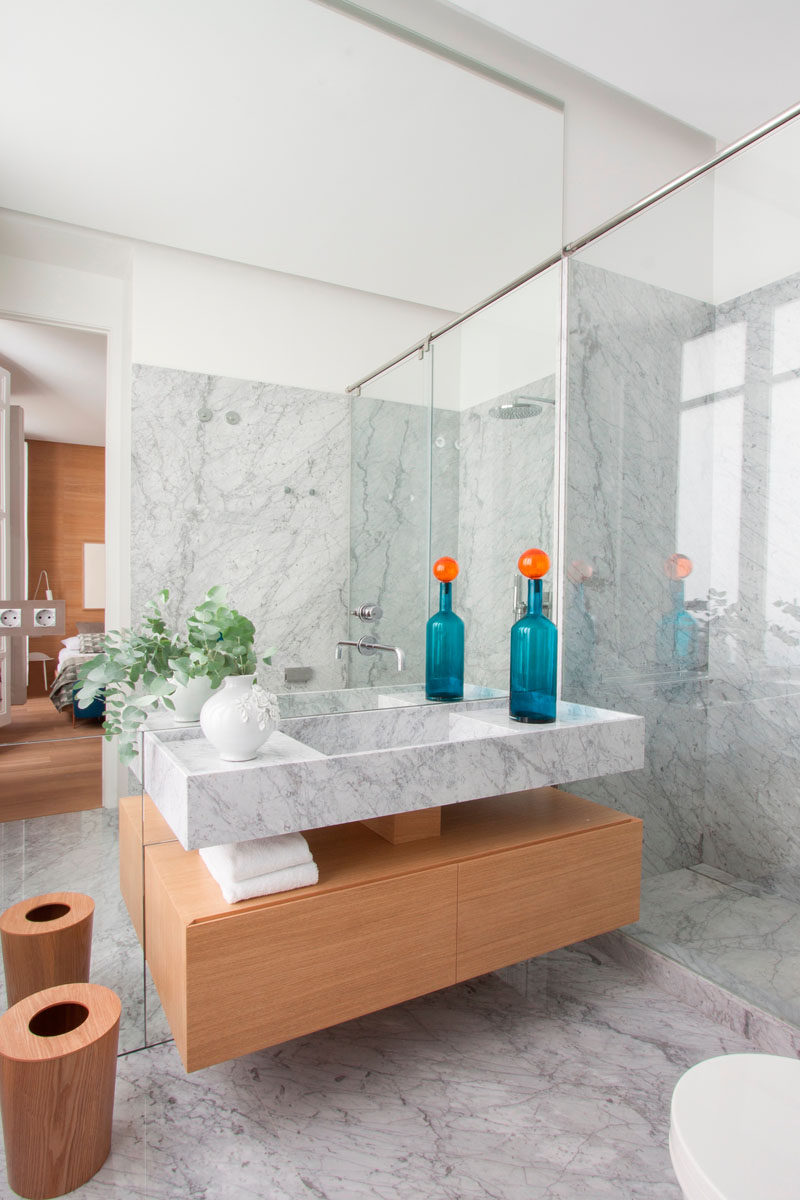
[62,636,82,650]
[77,621,104,634]
[78,632,106,655]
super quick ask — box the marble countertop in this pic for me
[141,698,644,849]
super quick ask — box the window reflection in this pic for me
[765,377,800,667]
[681,323,746,401]
[772,297,800,375]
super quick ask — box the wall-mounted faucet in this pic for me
[513,573,553,620]
[335,636,405,671]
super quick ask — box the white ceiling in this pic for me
[445,0,800,143]
[0,320,107,446]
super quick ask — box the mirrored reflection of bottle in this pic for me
[657,553,700,668]
[510,548,557,723]
[426,557,464,701]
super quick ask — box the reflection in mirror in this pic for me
[429,267,562,692]
[346,352,430,693]
[1,4,565,1062]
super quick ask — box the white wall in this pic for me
[713,121,800,303]
[130,243,454,392]
[325,0,716,245]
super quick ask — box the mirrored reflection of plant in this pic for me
[685,589,800,665]
[770,599,800,647]
[76,587,275,764]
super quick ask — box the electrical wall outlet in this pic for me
[0,608,22,628]
[33,607,57,628]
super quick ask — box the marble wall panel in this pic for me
[131,365,350,693]
[563,261,713,876]
[565,260,800,897]
[568,680,706,877]
[704,686,800,901]
[563,260,714,689]
[348,394,431,687]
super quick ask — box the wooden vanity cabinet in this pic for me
[120,788,642,1072]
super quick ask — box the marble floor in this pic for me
[0,809,788,1199]
[0,806,148,1051]
[0,940,762,1199]
[626,864,800,1029]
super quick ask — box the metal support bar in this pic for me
[346,100,800,396]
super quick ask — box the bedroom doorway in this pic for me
[0,317,106,822]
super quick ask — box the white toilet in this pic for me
[670,1054,800,1199]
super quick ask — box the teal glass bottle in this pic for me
[509,549,557,723]
[426,557,464,701]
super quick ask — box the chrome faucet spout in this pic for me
[334,637,405,671]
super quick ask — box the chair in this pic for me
[72,686,105,727]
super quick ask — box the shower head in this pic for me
[488,398,544,420]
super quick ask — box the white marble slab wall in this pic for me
[348,393,431,687]
[456,379,556,691]
[130,365,350,693]
[562,261,713,876]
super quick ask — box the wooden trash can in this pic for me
[0,893,94,1007]
[0,982,120,1199]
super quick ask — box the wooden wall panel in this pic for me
[26,441,105,695]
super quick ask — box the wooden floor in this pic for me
[0,696,101,746]
[0,698,103,822]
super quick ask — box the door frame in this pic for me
[0,252,132,805]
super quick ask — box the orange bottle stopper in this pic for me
[518,548,550,579]
[433,556,459,582]
[665,553,692,580]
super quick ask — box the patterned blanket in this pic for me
[49,655,96,713]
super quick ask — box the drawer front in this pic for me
[184,865,458,1071]
[456,820,642,982]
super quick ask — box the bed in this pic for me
[49,634,106,719]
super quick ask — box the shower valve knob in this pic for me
[351,603,383,623]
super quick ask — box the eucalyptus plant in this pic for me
[75,586,274,765]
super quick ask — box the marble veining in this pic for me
[624,866,800,1029]
[562,261,713,880]
[564,260,800,912]
[142,701,645,849]
[131,364,350,694]
[6,942,765,1199]
[348,393,431,688]
[0,808,146,1053]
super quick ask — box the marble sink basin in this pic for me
[284,704,507,755]
[141,698,645,851]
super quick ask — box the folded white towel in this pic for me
[211,859,319,904]
[199,832,312,884]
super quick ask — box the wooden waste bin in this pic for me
[0,982,120,1199]
[0,893,94,1007]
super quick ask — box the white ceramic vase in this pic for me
[168,675,219,724]
[199,674,278,762]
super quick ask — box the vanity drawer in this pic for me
[146,851,458,1071]
[455,818,642,981]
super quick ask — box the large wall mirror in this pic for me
[0,0,564,1056]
